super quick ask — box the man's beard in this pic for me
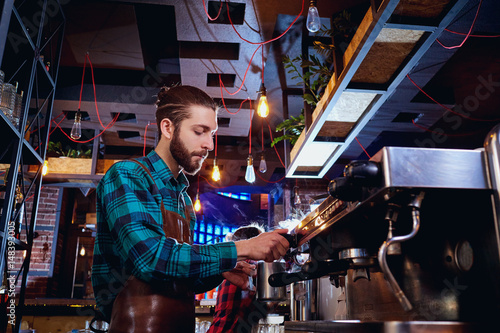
[170,129,207,175]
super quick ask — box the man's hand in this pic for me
[222,261,256,290]
[234,229,290,262]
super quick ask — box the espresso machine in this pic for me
[269,124,500,332]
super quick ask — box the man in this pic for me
[91,85,289,333]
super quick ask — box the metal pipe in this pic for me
[377,191,425,311]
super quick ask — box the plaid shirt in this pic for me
[92,150,237,321]
[208,279,260,333]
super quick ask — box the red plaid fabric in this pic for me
[207,279,259,333]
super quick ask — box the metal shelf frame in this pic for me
[0,1,65,332]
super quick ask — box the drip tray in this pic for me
[285,320,485,332]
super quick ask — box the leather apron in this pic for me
[108,160,194,333]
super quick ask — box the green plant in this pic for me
[283,53,333,107]
[273,31,334,147]
[271,112,305,147]
[47,141,92,158]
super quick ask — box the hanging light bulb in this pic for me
[259,154,267,173]
[70,109,82,139]
[245,155,256,183]
[194,193,202,212]
[294,186,301,205]
[257,83,269,118]
[42,160,49,176]
[306,0,321,33]
[212,158,221,182]
[80,246,86,257]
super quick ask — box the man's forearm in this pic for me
[234,239,250,261]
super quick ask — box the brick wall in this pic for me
[11,187,59,298]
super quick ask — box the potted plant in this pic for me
[36,141,93,174]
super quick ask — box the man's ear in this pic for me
[159,118,174,140]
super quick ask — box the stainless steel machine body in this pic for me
[280,124,500,332]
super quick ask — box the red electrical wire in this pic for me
[30,112,65,135]
[436,0,482,49]
[78,55,87,110]
[261,118,264,152]
[261,46,265,83]
[86,54,107,128]
[248,99,252,155]
[219,44,262,97]
[143,122,156,156]
[354,137,371,159]
[26,186,43,202]
[54,112,120,143]
[34,113,67,151]
[406,74,500,122]
[214,0,305,184]
[225,0,305,46]
[77,53,108,128]
[202,0,223,21]
[220,95,251,115]
[218,0,304,108]
[215,130,218,158]
[444,28,500,38]
[265,118,286,168]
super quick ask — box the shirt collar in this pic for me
[146,150,190,190]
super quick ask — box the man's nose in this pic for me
[203,134,214,151]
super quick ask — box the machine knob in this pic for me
[343,160,381,187]
[328,177,363,202]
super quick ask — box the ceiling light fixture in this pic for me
[212,131,221,181]
[257,83,269,118]
[194,193,202,212]
[42,160,49,176]
[294,185,301,205]
[245,155,256,183]
[246,100,256,184]
[70,109,82,139]
[212,157,221,182]
[259,155,267,173]
[306,0,321,33]
[194,175,202,212]
[259,121,267,173]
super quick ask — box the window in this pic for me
[192,216,238,245]
[217,192,251,201]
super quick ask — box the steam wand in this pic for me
[377,191,425,311]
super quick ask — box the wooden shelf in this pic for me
[286,0,469,178]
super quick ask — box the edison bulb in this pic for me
[306,4,321,33]
[257,83,269,118]
[294,186,301,205]
[245,155,256,183]
[194,194,202,212]
[259,155,267,173]
[257,95,269,118]
[42,160,49,176]
[212,159,221,181]
[70,110,82,139]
